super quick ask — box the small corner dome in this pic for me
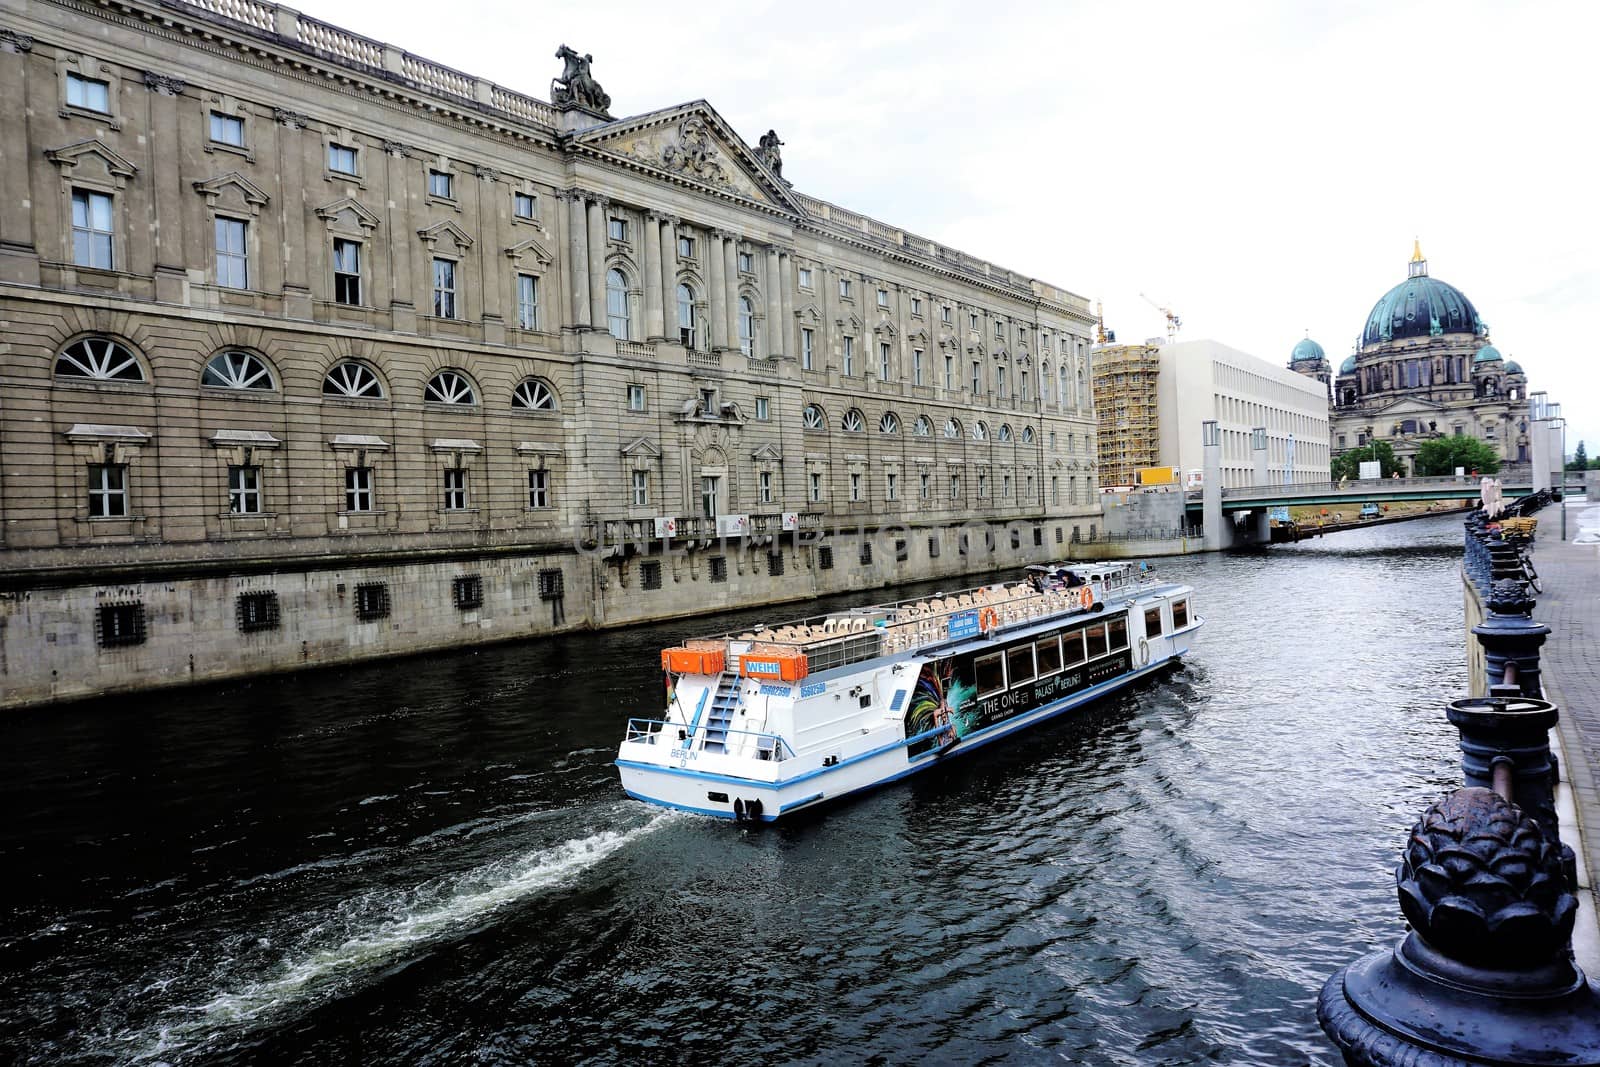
[1290,337,1326,363]
[1474,344,1503,364]
[1339,354,1357,374]
[1505,360,1523,374]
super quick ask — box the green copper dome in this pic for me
[1290,337,1326,364]
[1339,354,1357,374]
[1505,360,1523,374]
[1361,248,1485,347]
[1474,344,1503,364]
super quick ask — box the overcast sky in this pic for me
[308,0,1598,455]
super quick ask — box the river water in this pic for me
[0,516,1472,1065]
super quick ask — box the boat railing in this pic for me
[624,717,796,761]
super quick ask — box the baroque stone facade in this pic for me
[0,0,1100,707]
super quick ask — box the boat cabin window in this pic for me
[1085,622,1109,660]
[1144,607,1163,637]
[1007,645,1036,687]
[1172,599,1189,629]
[1035,634,1063,676]
[1062,628,1086,668]
[1108,616,1129,652]
[975,652,1006,698]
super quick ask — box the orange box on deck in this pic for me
[738,651,808,681]
[660,647,726,675]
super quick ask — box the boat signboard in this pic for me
[947,610,981,640]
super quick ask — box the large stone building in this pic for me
[1292,245,1532,471]
[0,0,1101,706]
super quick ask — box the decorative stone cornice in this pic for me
[1,28,34,52]
[273,107,311,129]
[474,164,500,182]
[143,70,187,95]
[381,140,411,158]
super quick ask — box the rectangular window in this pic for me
[328,143,358,175]
[767,551,784,576]
[641,560,662,590]
[801,328,815,370]
[859,540,873,566]
[333,239,361,305]
[879,343,891,380]
[738,251,753,273]
[798,267,813,288]
[709,556,728,582]
[975,652,1006,699]
[215,217,248,289]
[978,472,988,498]
[700,388,717,417]
[701,475,719,519]
[944,354,954,389]
[537,569,564,599]
[453,574,484,610]
[517,273,539,330]
[912,349,924,386]
[941,306,952,324]
[928,534,940,558]
[631,470,649,507]
[839,278,852,299]
[1035,634,1063,676]
[995,320,1004,339]
[209,111,245,147]
[969,312,979,331]
[87,463,127,517]
[996,365,1007,398]
[1172,599,1189,629]
[71,189,114,269]
[817,545,834,570]
[1144,607,1164,637]
[809,472,822,502]
[1051,476,1060,503]
[755,396,770,421]
[886,472,898,501]
[1007,645,1036,687]
[354,582,389,621]
[345,467,373,512]
[428,170,454,198]
[678,236,695,258]
[528,469,549,508]
[919,472,929,500]
[843,336,855,376]
[1062,628,1086,667]
[949,474,960,499]
[850,472,862,502]
[67,72,112,113]
[97,602,146,648]
[759,470,773,503]
[1108,616,1129,651]
[228,465,262,514]
[627,384,646,411]
[236,591,280,633]
[608,217,628,241]
[971,362,982,393]
[1085,622,1109,660]
[877,289,889,308]
[1002,473,1012,498]
[513,192,536,219]
[911,297,922,316]
[432,258,457,319]
[443,468,468,510]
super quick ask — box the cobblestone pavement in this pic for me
[1529,501,1600,933]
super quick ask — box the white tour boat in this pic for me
[615,560,1202,823]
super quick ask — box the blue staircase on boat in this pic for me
[702,674,742,754]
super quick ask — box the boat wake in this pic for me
[129,808,674,1063]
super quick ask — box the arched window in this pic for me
[512,378,557,411]
[913,415,933,437]
[997,423,1012,442]
[606,268,630,339]
[201,350,274,390]
[55,336,145,382]
[1041,361,1051,404]
[841,408,865,433]
[972,421,988,441]
[802,403,825,430]
[738,296,755,356]
[879,411,900,435]
[944,417,962,439]
[677,283,697,348]
[1019,370,1030,403]
[1076,365,1086,407]
[1021,426,1035,443]
[322,360,384,398]
[1060,365,1071,407]
[425,369,477,405]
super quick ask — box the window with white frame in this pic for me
[996,365,1007,398]
[627,384,646,411]
[759,470,773,503]
[801,327,815,370]
[879,342,891,380]
[700,475,719,519]
[755,396,770,420]
[913,349,924,386]
[345,467,373,512]
[802,404,825,430]
[631,470,649,507]
[514,192,536,219]
[1002,472,1012,498]
[1051,475,1060,503]
[215,217,248,289]
[941,306,952,325]
[209,112,245,147]
[71,189,114,269]
[328,143,358,176]
[517,273,539,330]
[994,320,1004,340]
[944,353,954,389]
[842,336,855,376]
[969,312,978,330]
[67,72,112,113]
[911,297,922,316]
[738,297,755,356]
[886,472,898,500]
[850,472,862,501]
[606,268,630,338]
[672,283,696,348]
[950,473,961,499]
[877,289,889,308]
[443,468,468,510]
[919,472,929,499]
[809,471,822,502]
[428,170,454,199]
[839,278,852,299]
[607,217,628,242]
[1026,473,1035,501]
[798,267,813,288]
[88,463,127,517]
[229,465,262,514]
[424,370,476,405]
[677,236,695,258]
[333,238,361,305]
[528,469,549,508]
[977,471,988,497]
[738,251,753,273]
[432,258,457,318]
[971,361,982,393]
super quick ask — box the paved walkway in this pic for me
[1527,499,1600,970]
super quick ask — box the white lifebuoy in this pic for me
[1137,638,1151,667]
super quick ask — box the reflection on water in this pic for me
[0,516,1471,1065]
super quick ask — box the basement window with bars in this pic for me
[537,568,564,600]
[453,574,484,611]
[859,541,873,566]
[928,536,940,558]
[236,591,280,633]
[708,556,727,583]
[641,561,663,590]
[1011,529,1022,550]
[1056,527,1064,544]
[767,551,785,576]
[354,582,390,621]
[96,601,146,648]
[817,545,834,570]
[1034,527,1044,547]
[895,539,908,561]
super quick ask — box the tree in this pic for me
[1413,436,1502,477]
[1568,440,1589,471]
[1331,440,1401,480]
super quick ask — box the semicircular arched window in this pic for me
[1021,426,1036,444]
[802,404,825,430]
[997,423,1012,442]
[322,360,384,399]
[606,268,630,340]
[55,336,145,382]
[913,415,933,437]
[738,296,755,356]
[424,369,477,406]
[944,417,962,439]
[201,350,274,390]
[972,421,989,441]
[878,411,899,435]
[841,408,865,433]
[512,378,557,411]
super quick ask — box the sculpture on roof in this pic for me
[552,45,611,114]
[756,129,784,177]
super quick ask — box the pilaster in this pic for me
[643,211,665,340]
[0,33,38,284]
[566,191,590,330]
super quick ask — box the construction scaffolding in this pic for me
[1092,344,1163,487]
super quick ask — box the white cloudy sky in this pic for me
[308,0,1598,453]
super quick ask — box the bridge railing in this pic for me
[1191,472,1524,503]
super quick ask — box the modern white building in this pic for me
[1153,339,1331,488]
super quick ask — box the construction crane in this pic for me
[1094,299,1112,345]
[1140,293,1182,340]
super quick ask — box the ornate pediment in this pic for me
[417,219,474,253]
[751,442,782,462]
[45,139,137,184]
[314,197,380,233]
[573,102,804,214]
[620,435,660,457]
[794,301,823,323]
[506,233,554,267]
[193,171,269,211]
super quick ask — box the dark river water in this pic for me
[0,516,1472,1065]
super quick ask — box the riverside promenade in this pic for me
[1529,499,1600,968]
